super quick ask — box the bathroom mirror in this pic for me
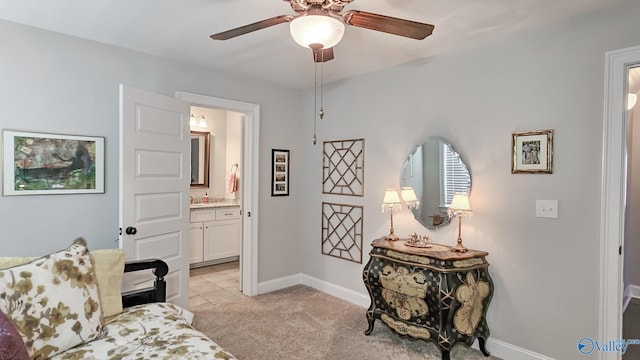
[190,131,210,188]
[400,137,471,230]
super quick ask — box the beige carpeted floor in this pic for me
[192,285,501,360]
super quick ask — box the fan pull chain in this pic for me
[319,53,325,120]
[312,46,327,146]
[313,61,318,145]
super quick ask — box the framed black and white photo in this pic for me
[512,129,553,174]
[3,130,105,195]
[271,149,289,196]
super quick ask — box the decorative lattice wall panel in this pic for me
[322,138,364,196]
[321,202,363,263]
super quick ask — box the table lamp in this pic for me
[449,193,472,252]
[381,189,402,240]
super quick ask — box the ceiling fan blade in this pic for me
[211,15,293,40]
[312,47,335,63]
[343,10,434,40]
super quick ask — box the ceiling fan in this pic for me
[210,0,435,63]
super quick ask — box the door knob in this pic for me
[125,226,137,235]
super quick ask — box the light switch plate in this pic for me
[536,200,558,219]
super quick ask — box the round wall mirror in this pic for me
[400,137,471,230]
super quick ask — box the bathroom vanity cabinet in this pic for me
[189,205,241,266]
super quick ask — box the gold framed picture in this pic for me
[511,129,553,174]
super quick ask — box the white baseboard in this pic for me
[257,272,370,308]
[299,273,370,308]
[479,338,555,360]
[257,273,302,294]
[624,284,640,311]
[258,273,554,360]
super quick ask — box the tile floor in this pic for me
[189,261,245,312]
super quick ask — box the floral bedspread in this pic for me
[49,302,236,360]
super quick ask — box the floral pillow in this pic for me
[0,249,126,319]
[0,238,104,360]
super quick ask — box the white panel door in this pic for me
[119,84,190,308]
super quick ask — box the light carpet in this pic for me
[193,285,501,360]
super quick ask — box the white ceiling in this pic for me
[0,0,624,89]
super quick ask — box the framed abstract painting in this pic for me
[2,130,105,195]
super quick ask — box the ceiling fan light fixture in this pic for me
[290,15,345,49]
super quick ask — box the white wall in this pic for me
[0,19,303,283]
[188,108,243,202]
[297,0,640,358]
[625,67,640,294]
[225,111,243,201]
[189,106,227,200]
[626,100,640,291]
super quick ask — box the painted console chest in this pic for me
[362,237,494,360]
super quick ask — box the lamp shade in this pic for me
[629,93,638,111]
[382,189,401,205]
[290,15,345,49]
[400,187,418,203]
[449,193,472,212]
[401,186,420,209]
[190,114,197,127]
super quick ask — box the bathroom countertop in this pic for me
[190,202,239,209]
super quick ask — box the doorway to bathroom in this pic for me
[177,91,260,298]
